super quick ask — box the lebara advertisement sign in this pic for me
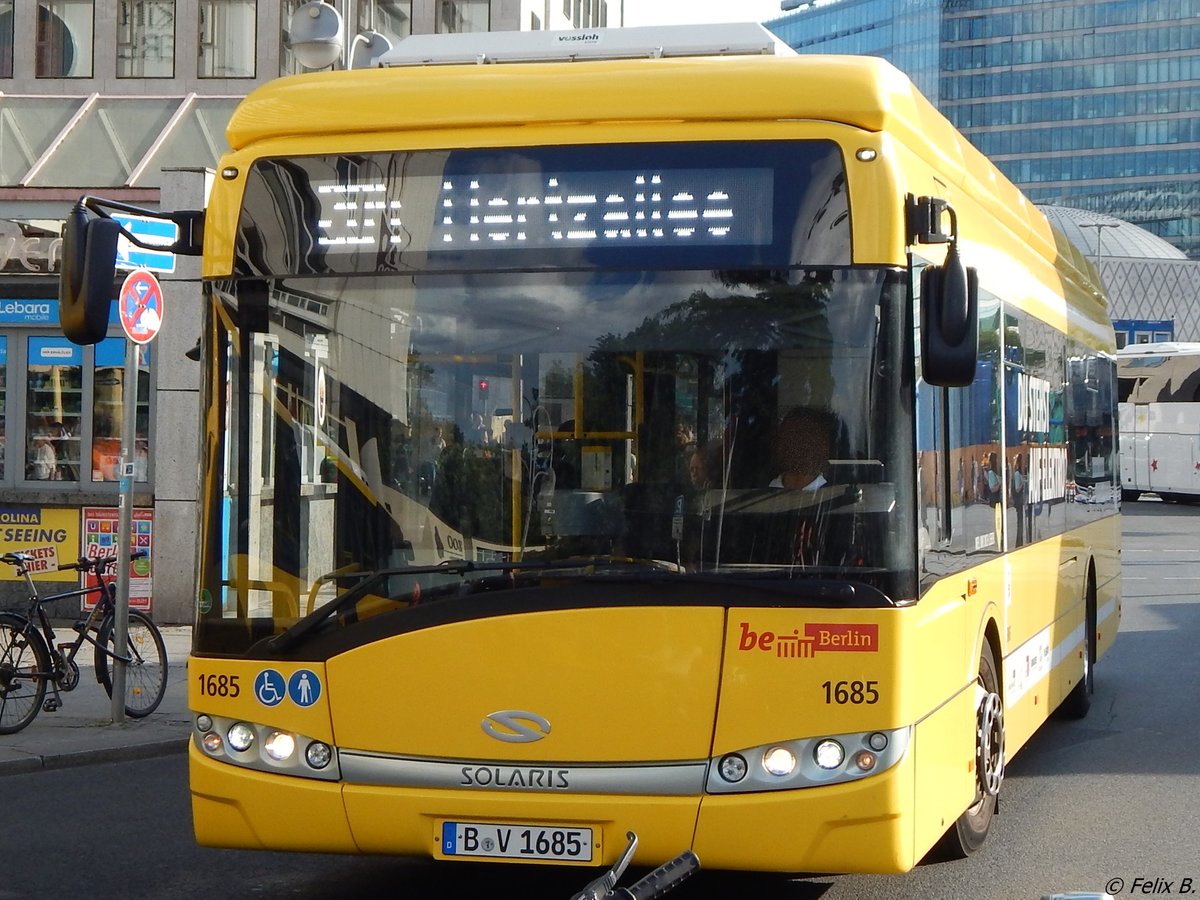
[0,298,122,326]
[0,299,58,325]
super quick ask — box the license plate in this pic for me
[440,821,595,863]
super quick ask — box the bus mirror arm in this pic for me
[77,195,206,256]
[906,194,952,245]
[60,196,206,346]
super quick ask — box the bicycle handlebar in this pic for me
[57,550,149,575]
[0,550,148,575]
[569,836,700,900]
[614,850,700,900]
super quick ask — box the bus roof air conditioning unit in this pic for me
[378,23,793,67]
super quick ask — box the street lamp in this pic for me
[287,1,393,70]
[1077,221,1119,270]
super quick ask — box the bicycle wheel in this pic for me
[0,612,49,734]
[96,610,168,718]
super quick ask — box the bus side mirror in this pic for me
[60,204,120,346]
[920,242,979,387]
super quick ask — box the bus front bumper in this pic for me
[189,739,919,873]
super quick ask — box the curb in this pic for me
[0,735,189,778]
[0,729,189,777]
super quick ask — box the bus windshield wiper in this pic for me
[266,559,562,655]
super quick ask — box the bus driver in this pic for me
[769,407,833,491]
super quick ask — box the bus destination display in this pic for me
[310,166,774,253]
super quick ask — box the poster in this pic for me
[0,506,79,582]
[80,507,154,612]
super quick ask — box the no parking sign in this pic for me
[118,268,164,344]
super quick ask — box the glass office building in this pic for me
[768,0,1200,259]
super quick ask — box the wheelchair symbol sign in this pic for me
[255,669,286,707]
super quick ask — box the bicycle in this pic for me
[0,550,168,734]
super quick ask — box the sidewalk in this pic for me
[0,626,192,776]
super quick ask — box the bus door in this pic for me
[1126,403,1152,492]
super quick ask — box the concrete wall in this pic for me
[152,167,209,625]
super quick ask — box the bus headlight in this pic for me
[227,722,256,752]
[264,730,297,761]
[706,727,911,794]
[306,741,334,769]
[761,746,797,777]
[718,753,748,783]
[194,714,340,781]
[813,739,844,770]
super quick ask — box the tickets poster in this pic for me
[80,507,154,612]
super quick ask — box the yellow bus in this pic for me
[61,23,1121,877]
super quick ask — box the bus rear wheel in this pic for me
[937,641,1004,859]
[1059,585,1096,720]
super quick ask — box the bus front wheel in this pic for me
[937,641,1004,859]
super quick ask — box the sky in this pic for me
[623,1,786,27]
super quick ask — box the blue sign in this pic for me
[0,298,58,325]
[0,299,122,327]
[29,336,82,365]
[254,669,286,707]
[113,213,177,274]
[287,669,322,707]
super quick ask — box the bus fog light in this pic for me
[202,732,223,753]
[867,732,888,751]
[264,730,297,761]
[854,750,877,772]
[306,741,333,769]
[718,753,748,783]
[814,739,844,770]
[196,715,213,733]
[761,746,796,777]
[227,722,255,752]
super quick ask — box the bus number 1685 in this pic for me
[822,680,880,704]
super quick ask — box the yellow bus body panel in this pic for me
[190,743,358,852]
[326,606,724,761]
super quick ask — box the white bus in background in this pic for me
[1117,342,1200,502]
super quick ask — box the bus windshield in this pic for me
[197,266,916,656]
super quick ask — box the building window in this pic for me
[92,339,151,483]
[118,0,176,77]
[438,0,488,34]
[26,337,82,481]
[0,323,156,492]
[278,0,304,75]
[0,2,13,78]
[198,0,256,78]
[37,0,95,78]
[361,0,411,45]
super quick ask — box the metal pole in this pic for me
[1078,221,1118,280]
[111,340,138,724]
